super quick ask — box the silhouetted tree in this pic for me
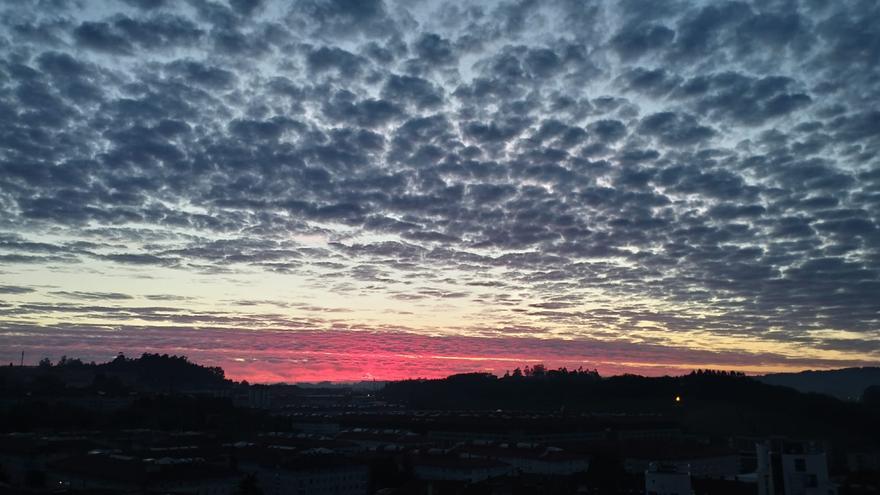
[57,356,84,367]
[101,352,228,390]
[531,363,546,377]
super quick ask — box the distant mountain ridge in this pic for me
[757,367,880,400]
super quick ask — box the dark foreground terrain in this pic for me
[1,355,879,494]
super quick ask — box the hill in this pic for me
[757,367,880,400]
[379,368,880,445]
[0,352,231,394]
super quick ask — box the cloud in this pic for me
[165,59,238,89]
[0,285,35,295]
[122,0,168,9]
[113,14,205,50]
[1,324,876,382]
[0,0,877,372]
[413,33,457,65]
[382,74,444,109]
[611,23,675,60]
[50,291,134,301]
[293,0,397,38]
[675,72,812,126]
[73,21,134,54]
[639,112,715,146]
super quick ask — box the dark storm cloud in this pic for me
[0,0,878,361]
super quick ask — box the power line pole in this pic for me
[20,350,24,366]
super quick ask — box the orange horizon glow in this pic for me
[2,326,872,384]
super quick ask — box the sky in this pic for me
[0,0,878,382]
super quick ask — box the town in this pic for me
[1,354,878,494]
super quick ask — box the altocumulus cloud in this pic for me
[0,0,878,378]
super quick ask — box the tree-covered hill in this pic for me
[0,352,231,394]
[380,368,879,445]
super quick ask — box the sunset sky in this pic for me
[1,0,878,382]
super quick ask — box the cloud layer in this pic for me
[1,0,878,379]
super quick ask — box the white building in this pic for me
[756,441,837,495]
[781,451,836,495]
[757,442,777,495]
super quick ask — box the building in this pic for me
[780,449,835,495]
[250,456,369,495]
[621,440,742,479]
[756,442,778,495]
[412,455,512,483]
[756,441,837,495]
[646,462,693,495]
[49,452,239,494]
[335,428,432,452]
[455,442,591,476]
[846,451,880,473]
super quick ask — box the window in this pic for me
[794,458,806,472]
